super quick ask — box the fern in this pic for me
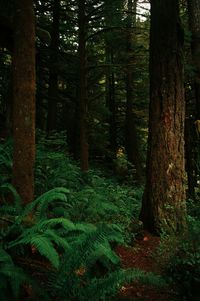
[83,269,165,301]
[0,183,21,210]
[0,247,35,300]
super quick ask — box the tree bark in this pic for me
[140,0,187,234]
[47,0,60,133]
[186,0,200,199]
[78,0,89,172]
[187,0,200,117]
[105,48,117,157]
[12,0,36,204]
[125,0,144,185]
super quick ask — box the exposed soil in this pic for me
[115,231,177,301]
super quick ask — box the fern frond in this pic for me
[65,224,122,272]
[38,217,75,231]
[9,234,60,269]
[0,248,13,265]
[33,187,70,217]
[10,188,70,226]
[83,268,166,300]
[43,229,71,251]
[0,247,34,299]
[92,242,120,266]
[29,234,60,269]
[0,183,21,210]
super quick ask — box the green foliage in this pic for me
[34,132,143,244]
[0,138,13,185]
[0,136,157,300]
[0,185,163,301]
[51,265,164,301]
[0,247,31,301]
[161,217,200,301]
[35,130,82,194]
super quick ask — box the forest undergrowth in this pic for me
[0,132,200,301]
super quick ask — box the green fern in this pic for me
[0,247,34,300]
[83,269,165,301]
[48,224,165,301]
[0,183,21,210]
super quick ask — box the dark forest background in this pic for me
[0,0,200,300]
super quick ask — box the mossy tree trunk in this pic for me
[140,0,187,234]
[12,0,36,204]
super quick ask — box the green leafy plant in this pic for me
[0,135,163,300]
[0,138,13,185]
[162,217,200,301]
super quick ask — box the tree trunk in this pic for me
[125,0,144,185]
[186,0,200,199]
[12,0,36,204]
[105,48,117,157]
[78,0,89,172]
[140,0,187,234]
[187,0,200,117]
[47,0,60,133]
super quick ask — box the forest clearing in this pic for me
[0,0,200,300]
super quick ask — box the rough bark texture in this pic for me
[104,0,118,158]
[186,0,200,200]
[47,0,60,133]
[78,0,89,172]
[125,0,144,184]
[187,0,200,117]
[140,0,187,234]
[12,0,36,204]
[106,48,117,156]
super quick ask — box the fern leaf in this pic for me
[0,248,13,265]
[44,229,71,251]
[84,268,166,300]
[30,234,60,268]
[0,183,21,210]
[39,217,75,231]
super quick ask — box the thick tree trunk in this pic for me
[187,0,200,117]
[125,0,144,184]
[140,0,187,234]
[186,0,200,199]
[78,0,89,172]
[106,48,117,156]
[12,0,36,204]
[47,0,60,133]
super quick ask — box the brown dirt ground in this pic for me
[115,231,177,301]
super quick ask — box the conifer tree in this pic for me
[12,0,36,204]
[140,0,187,234]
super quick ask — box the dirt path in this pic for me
[115,232,176,301]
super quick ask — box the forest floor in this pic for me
[115,232,176,301]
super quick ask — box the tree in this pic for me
[78,0,89,171]
[125,0,144,184]
[187,0,200,117]
[140,0,187,234]
[47,0,61,133]
[185,0,200,199]
[12,0,36,204]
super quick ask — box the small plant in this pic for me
[0,138,13,185]
[162,217,200,301]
